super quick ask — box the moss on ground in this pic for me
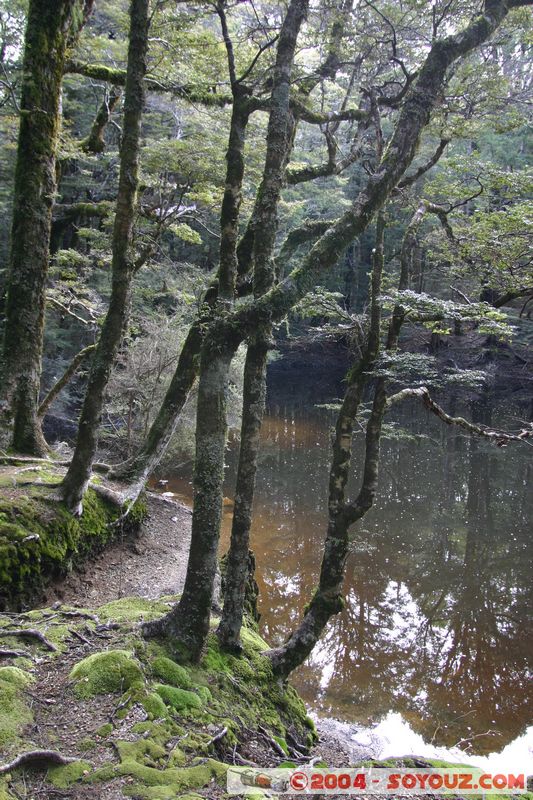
[0,666,33,749]
[47,760,92,788]
[151,655,192,688]
[0,595,317,800]
[69,649,144,698]
[0,467,147,610]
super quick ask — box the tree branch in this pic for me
[386,386,533,445]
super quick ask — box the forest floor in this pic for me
[44,493,194,609]
[1,470,531,798]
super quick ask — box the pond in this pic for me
[159,376,533,771]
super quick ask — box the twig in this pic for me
[0,629,58,652]
[0,750,78,776]
[207,726,228,747]
[258,726,287,757]
[68,628,92,646]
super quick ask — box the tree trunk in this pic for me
[38,344,96,419]
[217,0,308,651]
[141,336,238,660]
[268,213,388,679]
[109,319,203,492]
[216,336,269,650]
[0,0,93,456]
[143,0,309,661]
[82,85,123,153]
[59,0,149,514]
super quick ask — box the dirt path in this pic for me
[45,492,192,607]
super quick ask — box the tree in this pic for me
[59,0,150,513]
[145,0,532,665]
[0,0,94,456]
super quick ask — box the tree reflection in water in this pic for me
[161,398,532,757]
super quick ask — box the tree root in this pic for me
[0,648,32,659]
[0,628,58,652]
[0,750,78,776]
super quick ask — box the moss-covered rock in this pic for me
[0,667,33,748]
[69,649,144,698]
[154,684,203,712]
[151,656,192,688]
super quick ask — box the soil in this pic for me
[44,492,193,608]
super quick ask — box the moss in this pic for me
[0,475,146,610]
[70,650,144,698]
[273,735,289,755]
[96,722,113,738]
[0,666,34,688]
[154,684,203,712]
[48,760,91,788]
[151,656,192,688]
[0,670,33,748]
[97,597,171,623]
[116,738,167,766]
[142,691,169,719]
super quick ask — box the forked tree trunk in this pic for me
[144,0,309,661]
[217,0,308,651]
[0,0,93,456]
[60,0,150,513]
[146,0,518,665]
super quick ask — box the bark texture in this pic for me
[0,0,94,456]
[82,85,123,153]
[60,0,149,513]
[143,0,309,661]
[217,0,309,651]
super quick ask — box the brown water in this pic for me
[160,399,533,763]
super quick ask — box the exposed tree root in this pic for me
[0,628,58,652]
[0,648,31,659]
[0,750,78,776]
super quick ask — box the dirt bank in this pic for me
[44,492,193,608]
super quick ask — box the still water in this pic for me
[160,394,533,767]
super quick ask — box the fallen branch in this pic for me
[258,726,287,758]
[0,629,58,652]
[0,750,78,776]
[68,628,92,646]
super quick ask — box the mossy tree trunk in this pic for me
[0,0,94,457]
[217,0,309,652]
[82,85,123,153]
[266,210,387,678]
[141,15,255,659]
[60,0,150,514]
[141,0,519,666]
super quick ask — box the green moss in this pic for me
[154,684,203,712]
[70,650,144,697]
[273,735,289,755]
[48,760,91,788]
[0,666,34,688]
[0,670,33,748]
[0,475,146,610]
[151,656,192,688]
[97,597,170,623]
[142,691,169,719]
[96,722,113,738]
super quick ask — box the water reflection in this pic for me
[161,400,533,758]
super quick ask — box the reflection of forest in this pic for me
[243,400,532,756]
